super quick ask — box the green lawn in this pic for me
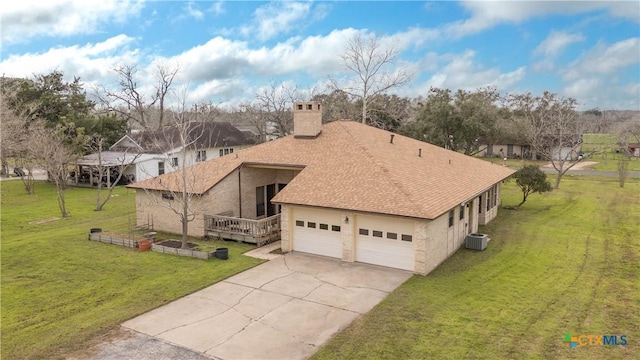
[0,181,263,360]
[591,156,640,172]
[480,155,640,174]
[313,176,639,360]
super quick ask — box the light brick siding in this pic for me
[341,212,355,262]
[280,205,291,251]
[416,214,449,275]
[135,191,206,237]
[239,167,299,219]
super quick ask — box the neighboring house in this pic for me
[483,143,531,159]
[629,143,640,157]
[479,136,531,159]
[545,134,583,161]
[128,102,514,275]
[74,122,255,185]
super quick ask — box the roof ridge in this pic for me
[339,122,424,216]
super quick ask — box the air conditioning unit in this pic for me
[465,233,488,251]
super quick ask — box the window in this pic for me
[161,192,174,200]
[307,104,313,110]
[387,232,398,240]
[486,185,498,210]
[493,185,498,208]
[158,161,165,175]
[331,225,341,232]
[459,205,465,220]
[219,148,234,157]
[295,220,304,227]
[359,228,369,236]
[401,234,413,242]
[297,104,303,110]
[372,230,383,237]
[171,157,178,167]
[196,150,207,162]
[307,222,316,229]
[256,186,265,217]
[448,210,454,227]
[319,223,329,230]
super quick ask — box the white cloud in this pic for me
[564,38,640,80]
[560,38,640,109]
[184,2,204,20]
[415,50,526,92]
[0,35,139,89]
[240,2,324,41]
[0,0,145,44]
[535,31,584,57]
[209,1,225,16]
[447,1,639,38]
[563,78,601,99]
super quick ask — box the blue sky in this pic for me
[1,1,639,110]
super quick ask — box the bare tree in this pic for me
[97,64,179,131]
[137,89,217,249]
[508,92,589,189]
[617,159,629,188]
[0,87,39,193]
[91,137,141,211]
[30,121,79,217]
[331,34,412,124]
[255,82,301,137]
[311,89,359,123]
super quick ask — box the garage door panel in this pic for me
[355,215,415,271]
[292,208,342,259]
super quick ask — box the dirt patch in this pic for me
[157,240,198,249]
[29,217,60,225]
[64,327,132,360]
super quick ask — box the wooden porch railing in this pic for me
[204,213,281,246]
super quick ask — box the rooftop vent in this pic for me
[465,233,488,251]
[390,134,395,144]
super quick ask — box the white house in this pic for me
[74,122,255,185]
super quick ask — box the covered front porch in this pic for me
[204,213,281,246]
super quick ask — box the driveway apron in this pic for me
[121,252,412,360]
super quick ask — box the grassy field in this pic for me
[591,156,640,172]
[313,176,639,360]
[481,155,640,174]
[0,181,263,360]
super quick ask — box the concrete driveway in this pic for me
[121,252,411,359]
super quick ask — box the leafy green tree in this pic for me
[401,87,500,155]
[513,165,552,207]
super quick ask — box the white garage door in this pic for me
[355,214,415,271]
[292,207,342,258]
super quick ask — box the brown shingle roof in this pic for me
[129,121,515,219]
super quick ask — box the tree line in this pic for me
[2,34,638,219]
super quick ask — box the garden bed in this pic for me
[88,230,145,249]
[152,240,216,260]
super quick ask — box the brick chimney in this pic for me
[293,101,322,138]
